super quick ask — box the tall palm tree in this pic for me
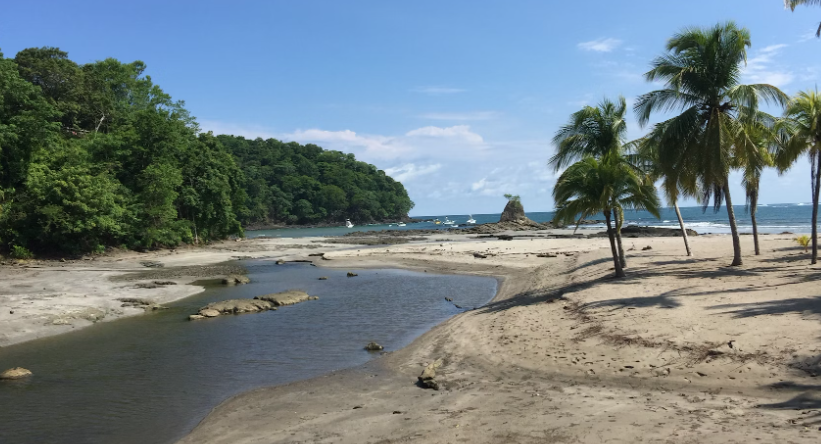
[634,22,788,266]
[784,0,821,37]
[776,89,821,264]
[626,134,699,256]
[551,96,636,266]
[732,112,778,255]
[553,157,660,278]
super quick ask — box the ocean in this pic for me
[246,203,818,238]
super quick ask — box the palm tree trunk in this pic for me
[751,189,760,256]
[604,210,626,278]
[812,151,821,265]
[613,209,626,268]
[723,183,743,266]
[673,202,693,256]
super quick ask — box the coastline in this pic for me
[4,229,821,443]
[180,232,821,443]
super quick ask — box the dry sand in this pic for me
[3,229,821,442]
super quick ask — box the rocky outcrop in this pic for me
[255,290,311,306]
[500,199,526,222]
[190,290,317,320]
[1,367,32,380]
[222,275,251,285]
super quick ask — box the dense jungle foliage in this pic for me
[0,47,413,255]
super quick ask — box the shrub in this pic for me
[795,235,811,252]
[10,245,34,259]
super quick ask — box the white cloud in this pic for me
[417,111,499,121]
[578,38,623,52]
[384,163,442,182]
[743,43,794,88]
[285,129,407,158]
[405,125,484,144]
[412,86,465,95]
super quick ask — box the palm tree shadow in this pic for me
[758,381,821,426]
[707,296,821,320]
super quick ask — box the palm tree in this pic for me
[626,135,699,256]
[732,114,778,255]
[551,96,636,267]
[553,157,660,278]
[784,0,821,37]
[634,22,788,266]
[776,89,821,264]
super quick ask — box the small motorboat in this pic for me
[467,215,476,224]
[345,219,354,228]
[397,222,406,227]
[443,217,455,225]
[434,219,442,225]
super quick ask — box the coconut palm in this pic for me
[775,89,821,264]
[552,157,660,278]
[634,22,788,266]
[732,112,779,255]
[784,0,821,37]
[626,134,699,257]
[551,96,636,266]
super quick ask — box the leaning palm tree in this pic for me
[732,112,778,255]
[551,96,635,266]
[776,89,821,264]
[784,0,821,37]
[553,157,660,278]
[634,22,788,266]
[626,135,699,256]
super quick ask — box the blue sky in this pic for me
[2,0,819,215]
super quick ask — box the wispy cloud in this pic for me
[411,86,466,95]
[743,43,794,88]
[384,163,442,182]
[578,38,622,53]
[418,111,499,121]
[405,125,484,144]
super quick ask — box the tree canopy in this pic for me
[0,47,413,255]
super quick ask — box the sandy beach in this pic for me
[3,229,821,442]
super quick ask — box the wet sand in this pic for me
[3,230,821,442]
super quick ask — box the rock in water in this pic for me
[499,198,526,222]
[347,272,358,277]
[318,276,329,280]
[222,274,250,285]
[255,290,311,306]
[1,367,32,380]
[203,299,274,314]
[364,342,384,351]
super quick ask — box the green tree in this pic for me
[552,157,660,278]
[634,22,788,266]
[552,96,641,266]
[14,47,83,131]
[775,89,821,263]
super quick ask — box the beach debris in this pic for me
[473,252,488,259]
[653,367,671,377]
[352,405,363,409]
[276,260,285,265]
[497,234,513,241]
[318,276,328,280]
[139,260,164,268]
[642,245,652,251]
[222,274,250,285]
[1,367,32,380]
[255,290,312,306]
[9,310,14,314]
[418,359,443,390]
[364,342,384,351]
[308,252,325,257]
[347,272,358,277]
[537,252,557,258]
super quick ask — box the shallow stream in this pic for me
[0,262,497,444]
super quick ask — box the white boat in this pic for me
[397,222,406,227]
[443,217,455,225]
[467,215,476,224]
[345,219,354,228]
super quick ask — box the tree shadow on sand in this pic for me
[758,380,821,426]
[707,296,821,320]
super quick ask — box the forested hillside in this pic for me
[0,47,413,255]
